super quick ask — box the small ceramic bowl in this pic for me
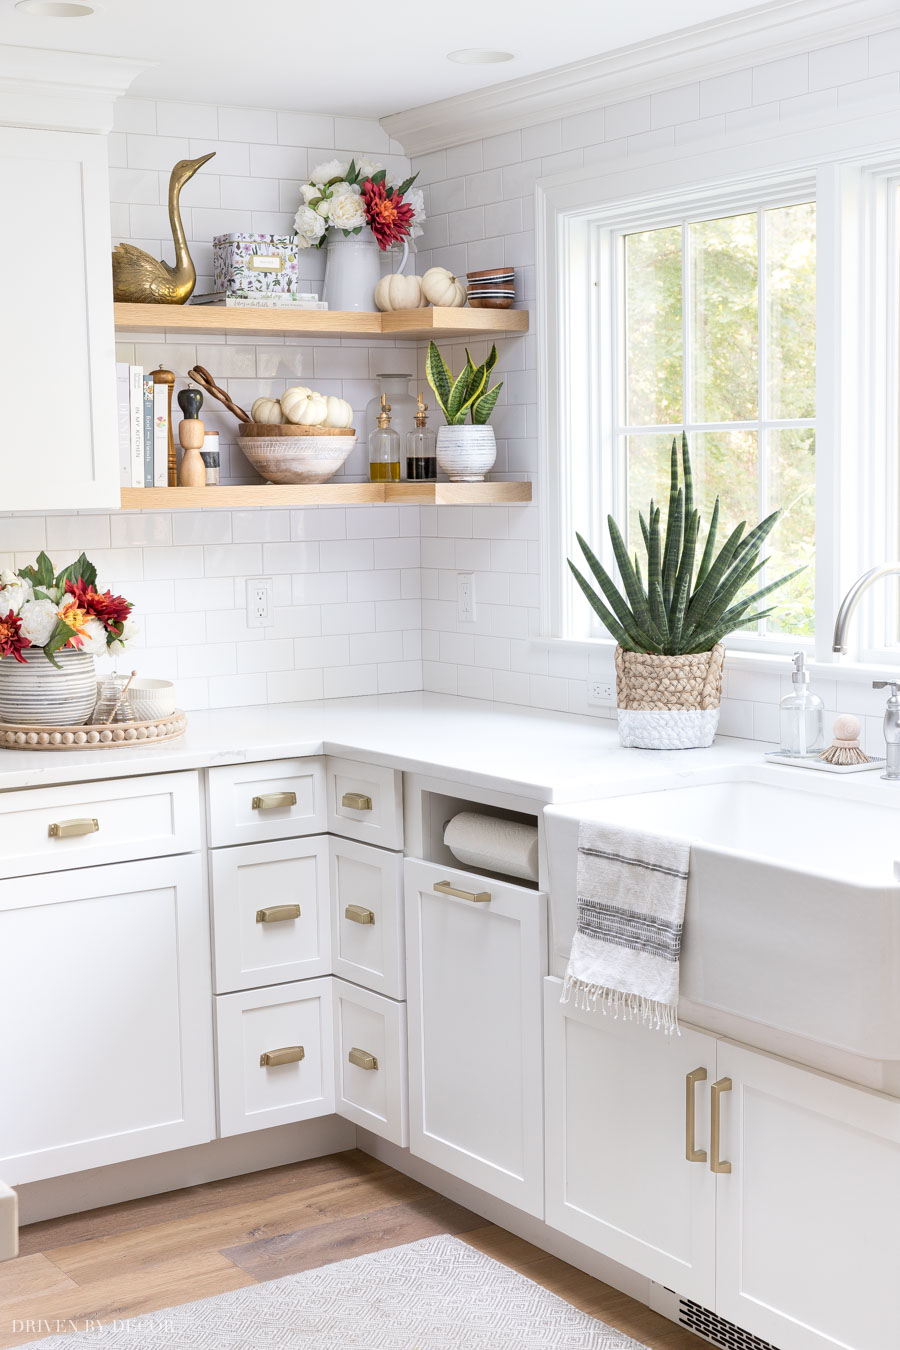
[126,679,177,721]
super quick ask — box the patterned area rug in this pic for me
[22,1234,649,1348]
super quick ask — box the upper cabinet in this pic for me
[0,45,143,512]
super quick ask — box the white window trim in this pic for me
[536,110,900,673]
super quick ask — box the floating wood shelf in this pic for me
[113,303,528,340]
[119,482,532,509]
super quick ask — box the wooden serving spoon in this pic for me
[187,365,251,424]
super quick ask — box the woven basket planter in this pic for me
[614,643,726,749]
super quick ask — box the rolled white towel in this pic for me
[443,811,539,883]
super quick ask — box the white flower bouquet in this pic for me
[0,552,138,667]
[294,157,424,250]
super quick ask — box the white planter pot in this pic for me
[436,425,497,482]
[0,648,97,727]
[614,644,725,750]
[322,225,382,312]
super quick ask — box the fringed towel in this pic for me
[562,820,691,1034]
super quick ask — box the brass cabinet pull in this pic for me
[341,791,373,811]
[345,904,375,925]
[685,1067,708,1163]
[710,1077,733,1174]
[259,1045,304,1067]
[348,1046,378,1070]
[252,791,297,811]
[48,818,99,839]
[434,879,491,904]
[256,904,301,924]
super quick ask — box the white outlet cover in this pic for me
[246,576,274,628]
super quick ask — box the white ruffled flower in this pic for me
[329,180,360,198]
[17,597,59,647]
[310,159,349,185]
[0,569,17,587]
[299,182,320,205]
[0,579,32,615]
[74,617,109,656]
[357,157,384,178]
[328,192,368,231]
[294,203,327,248]
[405,187,426,238]
[107,615,140,655]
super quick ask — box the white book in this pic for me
[152,382,169,487]
[115,362,132,487]
[128,365,144,488]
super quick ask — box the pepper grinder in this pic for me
[177,384,206,488]
[152,365,177,486]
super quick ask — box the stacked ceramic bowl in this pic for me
[466,267,516,309]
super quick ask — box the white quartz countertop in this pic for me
[0,693,769,800]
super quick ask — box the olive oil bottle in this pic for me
[406,392,437,481]
[369,394,401,482]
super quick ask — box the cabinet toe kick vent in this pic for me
[653,1287,781,1350]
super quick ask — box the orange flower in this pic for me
[58,601,89,650]
[0,610,31,664]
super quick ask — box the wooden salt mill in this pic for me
[177,384,206,488]
[152,366,177,486]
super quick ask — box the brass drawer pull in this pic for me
[434,880,491,904]
[348,1046,378,1071]
[48,818,99,839]
[259,1045,304,1067]
[256,904,301,924]
[685,1067,708,1163]
[252,791,297,811]
[710,1077,733,1174]
[345,904,375,925]
[341,791,373,811]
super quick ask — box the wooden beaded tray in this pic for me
[0,711,187,750]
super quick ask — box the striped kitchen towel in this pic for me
[562,820,691,1034]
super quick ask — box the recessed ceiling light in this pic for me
[15,1,97,15]
[447,48,515,65]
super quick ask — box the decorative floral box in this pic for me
[213,233,299,294]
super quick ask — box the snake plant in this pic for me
[569,434,804,654]
[425,341,503,425]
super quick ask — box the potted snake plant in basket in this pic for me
[569,435,803,749]
[426,341,503,482]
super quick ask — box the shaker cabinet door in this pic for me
[0,127,118,510]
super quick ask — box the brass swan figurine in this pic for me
[112,151,215,304]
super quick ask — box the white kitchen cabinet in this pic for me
[325,757,403,851]
[0,855,213,1185]
[330,837,405,999]
[405,857,546,1216]
[0,126,118,511]
[715,1040,900,1350]
[211,836,331,993]
[207,758,326,847]
[544,979,717,1307]
[333,978,408,1147]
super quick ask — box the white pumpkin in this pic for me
[281,385,329,426]
[322,395,354,429]
[421,266,466,308]
[250,396,284,424]
[374,272,426,312]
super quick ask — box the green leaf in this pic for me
[472,382,502,425]
[18,551,55,589]
[370,169,387,186]
[668,508,699,646]
[683,521,746,630]
[397,173,419,196]
[681,430,693,521]
[425,341,453,420]
[42,618,78,669]
[639,512,650,555]
[661,488,683,609]
[55,552,97,591]
[568,561,640,650]
[607,517,661,644]
[694,497,720,589]
[574,533,660,650]
[447,363,485,420]
[713,567,806,633]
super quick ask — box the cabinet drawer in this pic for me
[211,837,331,993]
[215,978,334,1137]
[207,758,325,847]
[330,837,405,999]
[0,772,200,879]
[333,979,408,1147]
[326,757,402,850]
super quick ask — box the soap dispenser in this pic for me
[779,652,825,756]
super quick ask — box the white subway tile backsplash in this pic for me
[277,112,335,147]
[752,53,808,104]
[482,130,522,169]
[810,37,869,89]
[699,68,753,116]
[156,101,218,139]
[650,82,700,127]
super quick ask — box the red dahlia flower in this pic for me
[65,578,131,632]
[363,178,415,250]
[0,610,31,664]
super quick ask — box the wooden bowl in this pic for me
[467,267,515,283]
[467,296,515,309]
[238,423,357,483]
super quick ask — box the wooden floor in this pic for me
[0,1151,704,1348]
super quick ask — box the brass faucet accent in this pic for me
[111,152,215,304]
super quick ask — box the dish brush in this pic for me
[819,713,871,765]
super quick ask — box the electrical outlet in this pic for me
[246,577,274,629]
[457,572,476,622]
[588,679,615,705]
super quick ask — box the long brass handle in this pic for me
[434,880,491,903]
[48,818,99,839]
[685,1067,708,1163]
[348,1046,378,1070]
[256,904,301,924]
[252,791,297,811]
[345,904,375,925]
[259,1045,304,1067]
[341,791,373,811]
[710,1077,733,1174]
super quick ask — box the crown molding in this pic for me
[383,0,900,157]
[0,45,151,133]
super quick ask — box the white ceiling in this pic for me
[0,0,787,118]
